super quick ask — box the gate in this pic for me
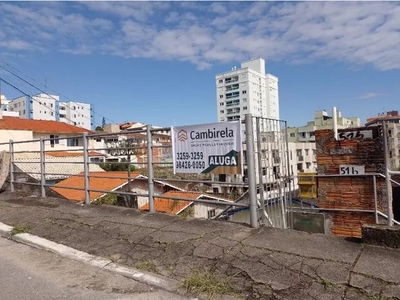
[245,114,292,228]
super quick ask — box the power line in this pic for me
[0,63,96,128]
[0,77,88,133]
[0,58,118,127]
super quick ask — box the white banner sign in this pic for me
[172,121,242,174]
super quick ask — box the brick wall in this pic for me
[316,126,386,238]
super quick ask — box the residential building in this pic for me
[139,190,232,219]
[216,58,279,135]
[7,93,94,130]
[0,115,103,152]
[51,173,230,219]
[365,110,400,126]
[288,109,361,143]
[0,95,20,117]
[366,111,400,170]
[13,152,106,185]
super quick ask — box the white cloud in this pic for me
[0,2,400,70]
[358,92,387,100]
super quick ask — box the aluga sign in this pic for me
[171,121,242,174]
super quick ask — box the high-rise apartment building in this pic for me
[7,93,94,130]
[215,58,279,134]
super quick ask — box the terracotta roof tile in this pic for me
[0,116,91,134]
[139,190,200,214]
[46,151,106,157]
[51,171,141,202]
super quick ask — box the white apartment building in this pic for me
[59,101,93,130]
[0,95,18,117]
[7,93,94,130]
[288,109,361,143]
[216,58,279,135]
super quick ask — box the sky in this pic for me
[0,1,399,128]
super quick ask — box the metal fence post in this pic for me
[255,117,265,225]
[245,114,259,228]
[284,121,293,229]
[40,138,46,198]
[373,175,378,224]
[83,133,90,205]
[9,140,14,192]
[147,125,155,213]
[382,121,393,226]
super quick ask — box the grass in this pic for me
[184,271,232,298]
[92,193,117,205]
[135,260,158,273]
[318,278,334,288]
[11,225,31,235]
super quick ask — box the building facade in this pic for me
[6,93,94,130]
[288,109,360,143]
[365,111,400,170]
[215,58,279,135]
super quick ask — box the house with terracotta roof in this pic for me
[50,171,184,205]
[0,114,104,152]
[139,190,233,219]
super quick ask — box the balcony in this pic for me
[226,84,239,92]
[298,136,315,142]
[227,109,240,115]
[225,76,239,84]
[227,116,240,121]
[226,100,240,107]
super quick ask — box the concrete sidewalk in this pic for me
[0,191,399,300]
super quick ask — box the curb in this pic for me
[0,222,180,293]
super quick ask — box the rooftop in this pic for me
[0,116,91,134]
[51,171,141,202]
[139,190,201,214]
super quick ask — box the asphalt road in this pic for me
[0,237,189,300]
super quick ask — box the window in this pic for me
[50,112,54,116]
[219,102,224,106]
[242,90,247,94]
[290,150,292,160]
[207,209,216,219]
[297,163,303,172]
[243,98,247,102]
[60,114,66,118]
[219,95,223,98]
[74,114,76,118]
[67,138,78,147]
[290,133,295,137]
[218,79,223,83]
[305,149,309,156]
[243,106,247,110]
[73,106,76,110]
[50,135,59,147]
[220,110,224,113]
[50,103,53,108]
[296,149,302,157]
[22,110,25,114]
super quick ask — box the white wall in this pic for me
[59,101,92,130]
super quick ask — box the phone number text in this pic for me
[176,152,204,160]
[176,161,206,169]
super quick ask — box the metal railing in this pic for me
[2,125,252,224]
